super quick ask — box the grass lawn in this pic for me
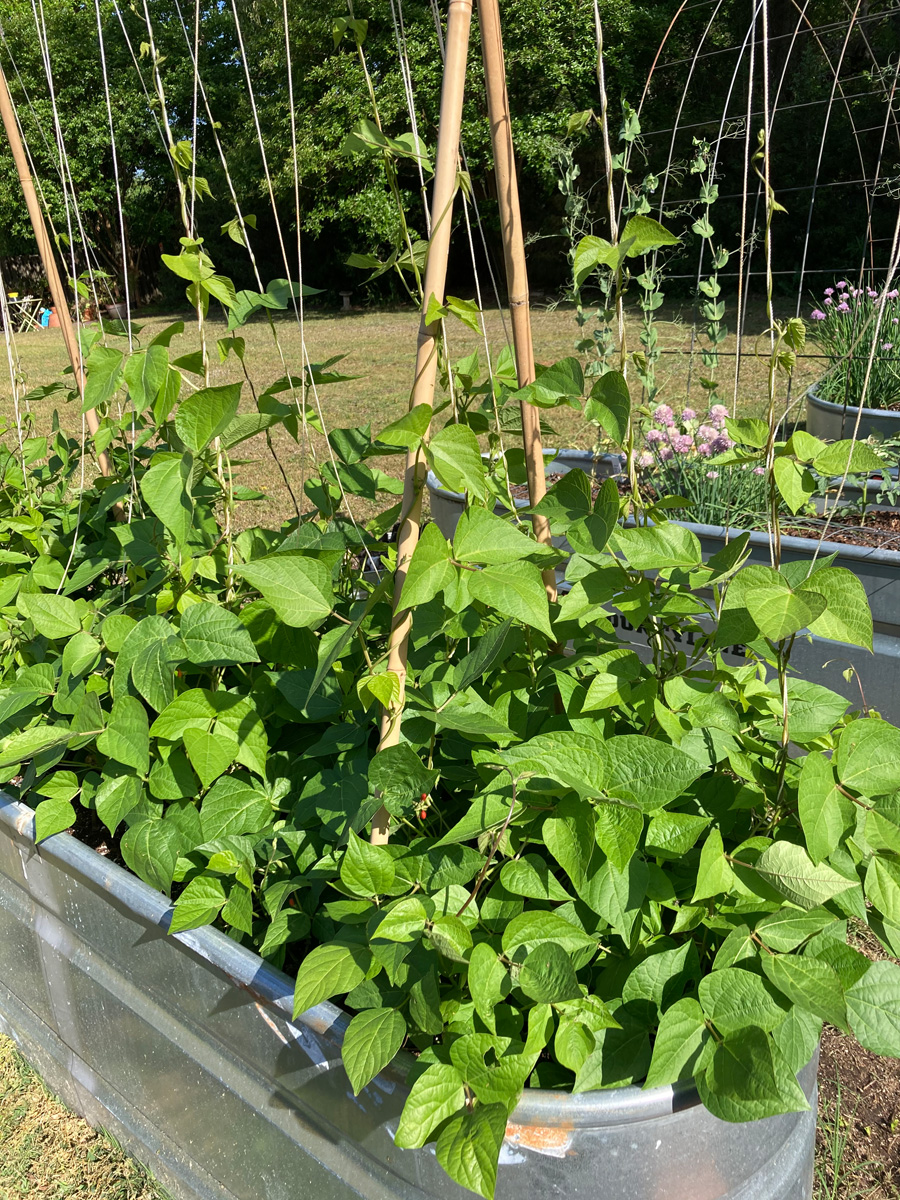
[3,300,821,531]
[0,1034,170,1200]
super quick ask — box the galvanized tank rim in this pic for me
[669,516,900,567]
[807,384,900,421]
[622,510,900,568]
[429,450,900,567]
[0,794,702,1128]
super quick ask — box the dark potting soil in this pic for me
[509,472,580,501]
[781,509,900,551]
[69,803,121,865]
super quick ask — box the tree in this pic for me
[0,0,180,301]
[2,0,897,305]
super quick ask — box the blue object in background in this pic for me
[39,308,50,327]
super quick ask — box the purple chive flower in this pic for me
[658,444,674,462]
[698,442,712,457]
[824,287,834,296]
[837,302,850,313]
[893,317,899,325]
[882,342,893,351]
[698,423,717,440]
[753,466,766,476]
[709,404,729,427]
[889,289,899,299]
[637,451,654,469]
[681,407,697,421]
[645,429,664,445]
[706,470,720,480]
[869,288,879,298]
[671,433,694,454]
[653,404,675,427]
[837,280,847,288]
[824,297,833,306]
[810,309,827,320]
[710,433,733,453]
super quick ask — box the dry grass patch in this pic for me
[0,1034,170,1200]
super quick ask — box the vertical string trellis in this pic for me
[31,0,104,324]
[612,2,900,431]
[428,0,512,353]
[405,0,518,508]
[0,49,118,499]
[93,0,140,522]
[0,14,69,260]
[169,0,304,521]
[226,0,379,560]
[0,263,32,507]
[8,0,900,574]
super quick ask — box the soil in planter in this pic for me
[69,803,124,866]
[510,471,616,502]
[782,510,900,551]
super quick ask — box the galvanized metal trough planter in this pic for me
[0,793,817,1200]
[602,518,900,726]
[806,385,900,442]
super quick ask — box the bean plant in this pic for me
[812,432,900,517]
[3,215,900,1200]
[334,16,431,302]
[561,102,668,401]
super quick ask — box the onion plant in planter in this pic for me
[806,282,900,442]
[5,246,900,1200]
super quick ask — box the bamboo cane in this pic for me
[371,0,474,844]
[477,0,556,601]
[0,64,113,478]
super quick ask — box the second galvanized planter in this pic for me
[676,518,900,722]
[0,794,816,1200]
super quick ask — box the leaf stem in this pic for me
[456,769,519,918]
